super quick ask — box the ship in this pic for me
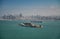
[19,23,43,28]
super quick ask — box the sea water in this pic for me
[0,20,60,39]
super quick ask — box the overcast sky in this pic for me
[0,0,60,16]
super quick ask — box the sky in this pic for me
[0,0,60,16]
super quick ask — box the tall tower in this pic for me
[20,13,22,17]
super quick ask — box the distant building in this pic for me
[19,13,22,17]
[2,15,16,20]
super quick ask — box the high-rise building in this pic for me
[19,13,22,17]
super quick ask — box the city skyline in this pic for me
[0,0,60,16]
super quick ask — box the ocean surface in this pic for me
[0,20,60,39]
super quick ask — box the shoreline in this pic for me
[0,17,60,21]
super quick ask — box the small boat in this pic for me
[19,23,43,28]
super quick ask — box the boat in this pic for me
[19,23,43,28]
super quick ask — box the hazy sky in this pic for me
[0,0,60,16]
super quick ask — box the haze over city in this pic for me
[0,0,60,16]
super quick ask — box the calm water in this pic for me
[0,20,60,39]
